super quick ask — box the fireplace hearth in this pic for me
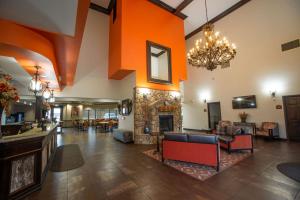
[159,115,174,133]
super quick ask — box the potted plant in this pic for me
[0,74,19,138]
[239,112,248,123]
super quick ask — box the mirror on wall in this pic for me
[146,41,172,84]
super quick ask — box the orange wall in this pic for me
[108,0,187,91]
[0,20,60,89]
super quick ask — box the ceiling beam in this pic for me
[185,0,251,40]
[107,0,116,14]
[174,0,193,15]
[90,0,115,15]
[148,0,188,20]
[89,2,109,15]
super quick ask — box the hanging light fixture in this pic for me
[42,82,51,100]
[187,0,237,71]
[49,89,55,103]
[29,66,43,95]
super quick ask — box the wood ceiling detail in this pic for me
[90,0,115,15]
[175,0,194,14]
[90,0,251,40]
[148,0,188,19]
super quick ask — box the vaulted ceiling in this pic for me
[0,0,90,89]
[0,0,79,37]
[90,0,249,39]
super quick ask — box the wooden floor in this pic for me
[26,128,300,200]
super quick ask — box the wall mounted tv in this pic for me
[232,95,257,109]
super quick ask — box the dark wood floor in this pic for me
[26,128,300,200]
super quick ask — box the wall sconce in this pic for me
[270,91,276,101]
[199,90,210,104]
[138,87,150,99]
[171,91,181,100]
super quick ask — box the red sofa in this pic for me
[219,134,253,153]
[162,133,220,171]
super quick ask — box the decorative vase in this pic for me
[241,117,247,123]
[0,106,3,139]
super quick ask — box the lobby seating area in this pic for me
[0,0,299,199]
[72,119,118,132]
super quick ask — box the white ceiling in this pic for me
[0,56,31,91]
[162,0,184,8]
[0,0,78,36]
[179,0,241,35]
[91,0,242,36]
[0,0,243,38]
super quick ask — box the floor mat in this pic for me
[277,162,300,183]
[50,144,84,172]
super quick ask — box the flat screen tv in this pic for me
[232,95,257,109]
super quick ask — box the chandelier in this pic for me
[29,66,43,95]
[187,0,237,71]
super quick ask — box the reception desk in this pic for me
[0,124,57,200]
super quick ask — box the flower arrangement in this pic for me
[239,112,248,123]
[0,74,19,111]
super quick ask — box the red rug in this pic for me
[143,149,252,181]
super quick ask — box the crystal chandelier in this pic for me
[187,0,237,71]
[29,66,43,95]
[42,82,51,100]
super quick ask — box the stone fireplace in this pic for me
[134,87,182,144]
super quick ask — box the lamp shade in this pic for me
[49,96,55,103]
[42,82,51,99]
[43,90,51,99]
[29,78,42,92]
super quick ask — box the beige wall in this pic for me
[183,0,300,138]
[57,10,124,100]
[117,72,136,131]
[62,104,83,121]
[58,9,136,131]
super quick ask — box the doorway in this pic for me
[207,102,222,129]
[283,95,300,141]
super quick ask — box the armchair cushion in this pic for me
[216,120,232,135]
[256,122,279,137]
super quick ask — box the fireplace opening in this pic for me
[159,115,174,133]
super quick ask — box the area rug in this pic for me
[277,162,300,183]
[50,144,84,172]
[143,149,252,181]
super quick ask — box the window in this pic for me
[53,107,62,122]
[95,108,118,119]
[83,109,96,120]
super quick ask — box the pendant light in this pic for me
[29,66,43,95]
[49,89,55,103]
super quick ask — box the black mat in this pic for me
[277,162,300,182]
[50,144,84,172]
